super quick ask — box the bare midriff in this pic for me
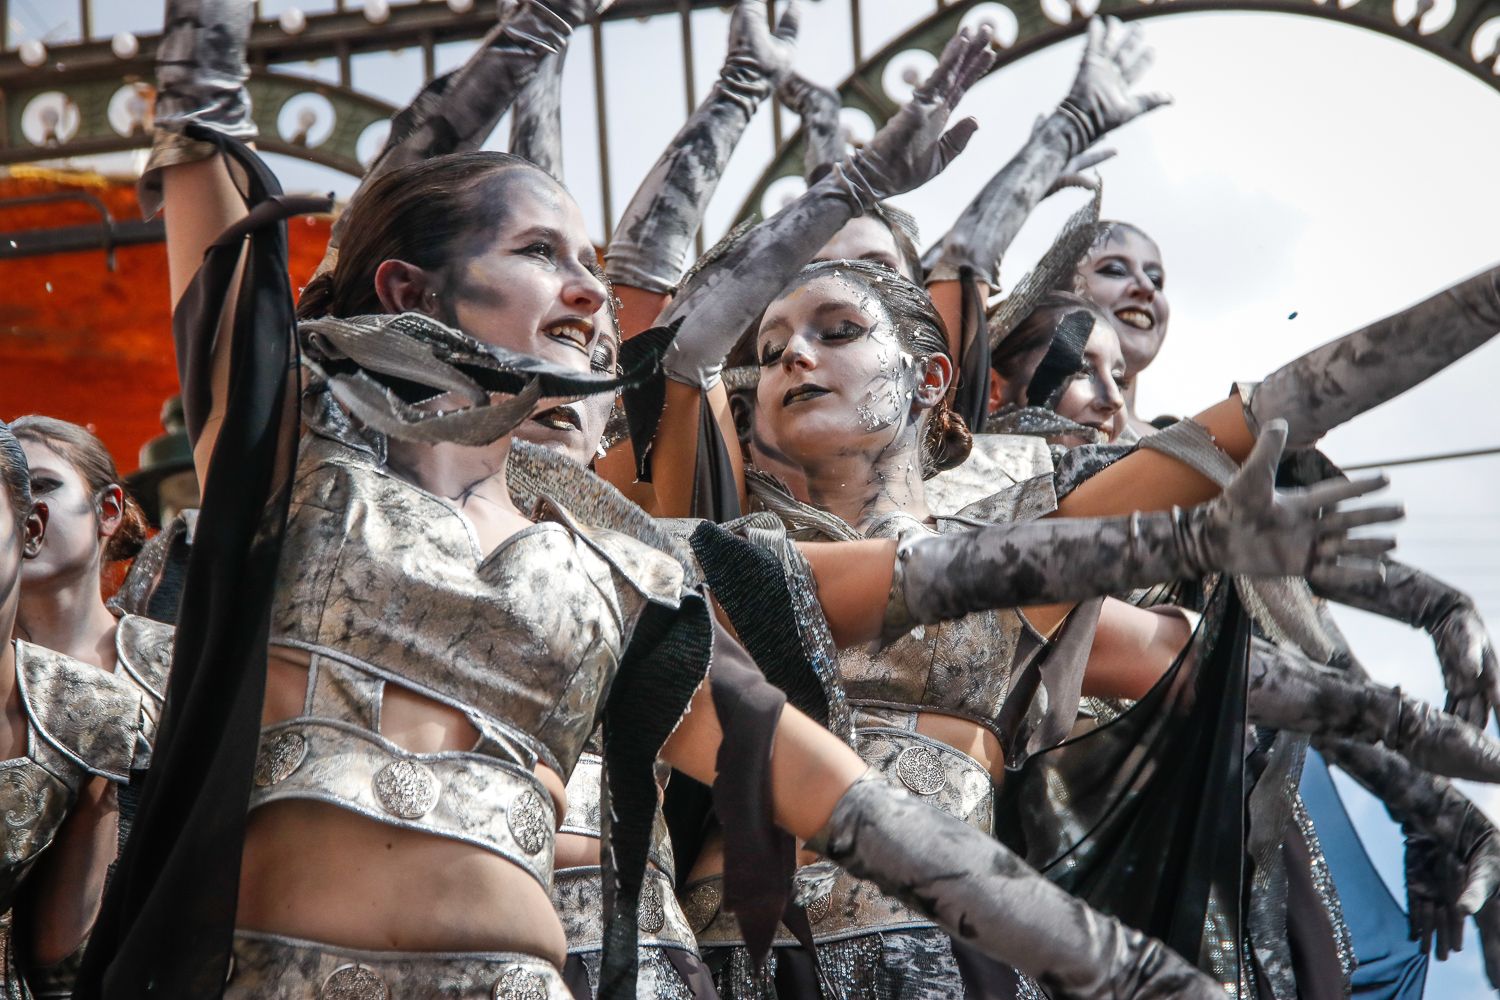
[236,647,570,965]
[687,709,1002,880]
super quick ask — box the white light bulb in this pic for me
[447,0,475,11]
[111,32,140,59]
[18,40,47,68]
[364,0,390,24]
[279,7,307,33]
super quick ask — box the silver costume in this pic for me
[0,641,150,998]
[692,475,1068,998]
[231,416,691,996]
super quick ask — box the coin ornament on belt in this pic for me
[321,964,389,1000]
[683,881,722,933]
[508,789,550,855]
[638,880,666,934]
[372,759,439,819]
[493,966,549,1000]
[894,745,946,796]
[253,731,307,788]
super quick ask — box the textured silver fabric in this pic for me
[225,931,572,999]
[1291,792,1355,986]
[0,641,146,994]
[921,434,1053,516]
[692,866,934,948]
[552,866,697,954]
[270,428,686,780]
[565,943,695,1000]
[558,753,674,876]
[113,613,174,722]
[247,719,556,889]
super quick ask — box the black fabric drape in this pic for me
[76,131,329,999]
[951,267,993,433]
[998,582,1250,988]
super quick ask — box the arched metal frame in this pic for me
[735,0,1500,223]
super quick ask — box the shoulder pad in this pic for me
[947,473,1059,527]
[115,614,175,710]
[538,499,687,609]
[925,433,1053,516]
[14,641,145,782]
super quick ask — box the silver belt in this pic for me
[560,753,676,878]
[552,865,699,954]
[249,718,556,891]
[857,726,995,833]
[685,867,935,948]
[227,930,571,999]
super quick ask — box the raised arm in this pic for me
[508,19,568,180]
[640,25,997,517]
[605,0,799,337]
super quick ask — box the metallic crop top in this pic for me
[252,427,690,890]
[0,641,149,914]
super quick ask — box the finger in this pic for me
[953,24,997,95]
[1231,418,1288,498]
[1462,854,1500,914]
[1101,15,1126,55]
[775,0,800,41]
[1069,147,1117,172]
[1300,472,1391,507]
[1448,692,1487,731]
[1085,15,1106,56]
[1317,505,1405,533]
[920,27,975,103]
[733,0,765,31]
[1310,559,1387,589]
[1450,904,1468,957]
[1419,902,1436,954]
[937,117,980,167]
[1320,535,1398,559]
[1116,27,1149,76]
[1137,91,1175,114]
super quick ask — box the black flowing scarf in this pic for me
[75,130,328,998]
[998,581,1250,989]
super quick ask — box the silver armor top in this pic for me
[250,424,690,893]
[113,614,174,725]
[0,640,149,913]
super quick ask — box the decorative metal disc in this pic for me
[638,881,666,934]
[805,890,832,925]
[321,964,389,1000]
[507,789,550,855]
[682,882,722,933]
[253,731,308,788]
[894,745,946,796]
[372,759,439,819]
[493,966,549,1000]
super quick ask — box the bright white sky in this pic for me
[28,0,1500,992]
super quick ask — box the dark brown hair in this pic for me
[778,259,972,475]
[0,422,31,531]
[9,415,147,562]
[297,150,550,321]
[991,290,1113,410]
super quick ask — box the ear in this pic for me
[986,369,1004,415]
[373,259,441,316]
[97,484,124,540]
[23,502,47,559]
[911,352,953,411]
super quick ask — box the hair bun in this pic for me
[923,402,973,477]
[105,492,149,562]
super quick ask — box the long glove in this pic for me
[605,0,799,294]
[809,771,1223,999]
[509,20,567,180]
[1310,557,1500,731]
[656,24,997,388]
[886,420,1398,639]
[142,0,257,215]
[777,72,844,181]
[1478,895,1500,990]
[1316,738,1500,928]
[1249,639,1500,781]
[928,15,1169,284]
[1245,263,1500,449]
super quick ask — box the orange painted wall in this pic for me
[0,169,333,473]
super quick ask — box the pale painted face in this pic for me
[1052,318,1128,446]
[1077,225,1169,378]
[751,273,926,475]
[440,169,609,376]
[18,440,102,588]
[514,309,620,467]
[813,217,906,276]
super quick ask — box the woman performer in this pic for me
[0,423,152,998]
[75,4,1348,999]
[640,14,1165,518]
[1069,221,1169,438]
[10,417,174,722]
